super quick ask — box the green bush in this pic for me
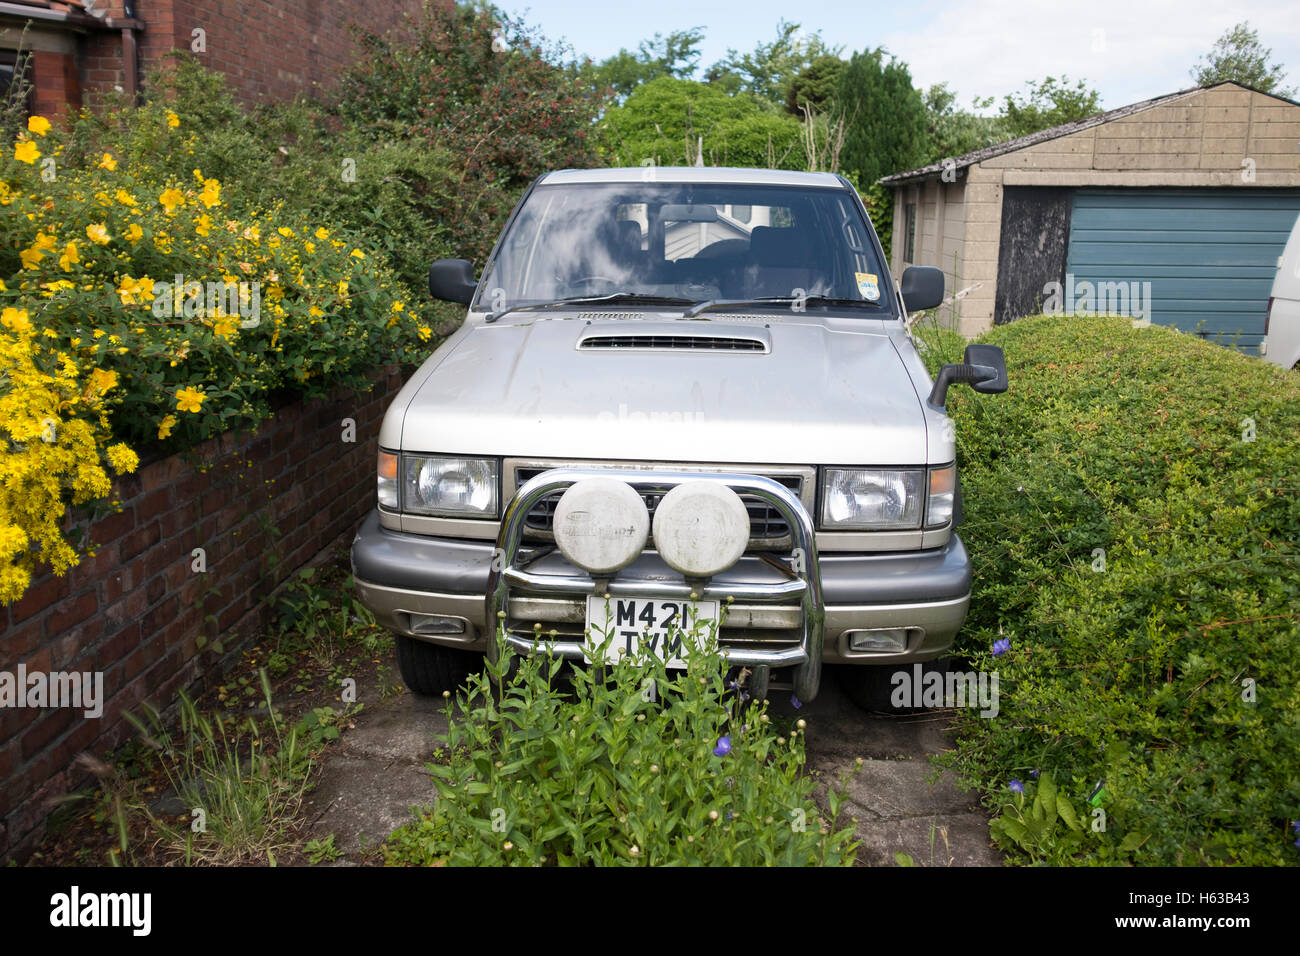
[597,76,805,169]
[384,632,859,866]
[934,315,1300,865]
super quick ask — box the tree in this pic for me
[922,83,1003,161]
[582,28,707,101]
[336,3,603,264]
[1191,21,1295,97]
[999,75,1101,139]
[786,54,845,116]
[833,48,928,186]
[596,76,804,169]
[707,20,841,106]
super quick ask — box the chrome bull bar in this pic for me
[484,468,825,701]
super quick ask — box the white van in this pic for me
[1263,212,1300,370]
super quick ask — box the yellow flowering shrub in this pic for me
[0,98,431,602]
[0,307,136,602]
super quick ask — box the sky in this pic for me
[500,0,1300,112]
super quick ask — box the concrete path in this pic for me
[300,660,1000,866]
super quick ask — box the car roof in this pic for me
[539,167,847,188]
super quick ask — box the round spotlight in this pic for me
[552,478,650,574]
[651,481,750,577]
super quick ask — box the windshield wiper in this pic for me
[684,295,887,318]
[486,293,694,323]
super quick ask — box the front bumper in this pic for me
[351,485,972,694]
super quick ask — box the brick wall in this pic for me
[0,365,408,861]
[79,0,433,106]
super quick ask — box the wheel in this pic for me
[395,635,478,696]
[837,657,951,714]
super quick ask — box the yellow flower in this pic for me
[106,443,139,475]
[89,368,119,395]
[199,178,221,208]
[277,227,295,238]
[391,301,405,312]
[308,306,323,317]
[159,187,184,213]
[349,249,365,260]
[114,188,136,206]
[314,227,329,240]
[14,140,39,164]
[157,414,177,440]
[304,241,316,254]
[176,386,206,413]
[86,223,111,245]
[166,110,180,128]
[59,242,80,271]
[125,223,143,243]
[1,307,32,333]
[212,319,238,340]
[99,152,118,171]
[195,213,212,236]
[417,325,432,342]
[28,116,51,136]
[336,280,349,297]
[20,247,43,270]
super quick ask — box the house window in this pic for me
[904,202,917,263]
[0,50,34,120]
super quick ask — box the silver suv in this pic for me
[350,167,1007,708]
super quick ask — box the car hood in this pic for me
[400,315,929,465]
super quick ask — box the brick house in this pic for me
[0,0,429,121]
[880,83,1300,350]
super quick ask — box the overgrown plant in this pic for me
[920,314,1300,866]
[124,670,313,865]
[385,626,859,866]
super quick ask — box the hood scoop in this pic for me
[576,322,771,354]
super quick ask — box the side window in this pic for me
[904,202,917,263]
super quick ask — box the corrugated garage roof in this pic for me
[878,82,1297,186]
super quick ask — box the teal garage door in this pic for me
[1066,189,1300,353]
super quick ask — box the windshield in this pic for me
[474,181,894,317]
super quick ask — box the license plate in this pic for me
[584,596,720,668]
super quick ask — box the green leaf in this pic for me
[1056,794,1082,832]
[893,851,915,867]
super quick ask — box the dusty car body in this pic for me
[350,166,1006,706]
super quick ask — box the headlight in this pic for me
[402,455,497,517]
[821,468,924,529]
[926,464,956,529]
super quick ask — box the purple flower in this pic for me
[790,694,802,710]
[713,735,731,757]
[1009,779,1024,794]
[1030,769,1039,778]
[992,638,1011,657]
[1292,820,1300,833]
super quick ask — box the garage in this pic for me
[1066,189,1300,352]
[879,82,1300,348]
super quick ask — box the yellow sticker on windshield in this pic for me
[856,272,881,301]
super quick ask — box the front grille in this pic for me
[515,468,803,546]
[579,335,766,352]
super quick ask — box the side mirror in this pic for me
[428,258,477,304]
[927,344,1008,409]
[900,265,944,312]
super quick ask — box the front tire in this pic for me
[838,657,951,714]
[395,634,478,696]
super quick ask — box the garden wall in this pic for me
[0,365,407,861]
